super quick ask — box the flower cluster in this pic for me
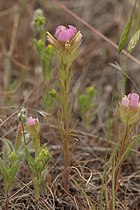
[122,93,139,108]
[118,93,140,125]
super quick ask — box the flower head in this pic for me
[36,148,51,162]
[55,25,77,42]
[122,93,139,108]
[26,117,39,126]
[26,117,40,151]
[32,8,45,31]
[46,25,82,64]
[118,93,140,125]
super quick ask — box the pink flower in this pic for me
[122,93,139,108]
[26,117,38,126]
[46,25,82,63]
[54,25,77,42]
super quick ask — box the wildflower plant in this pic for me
[24,116,51,200]
[0,140,22,209]
[47,25,82,190]
[15,108,51,200]
[101,92,140,210]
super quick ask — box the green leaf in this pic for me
[118,15,133,53]
[86,86,96,97]
[24,146,34,164]
[9,162,20,181]
[127,29,140,53]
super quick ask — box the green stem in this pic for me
[118,57,129,97]
[31,135,40,152]
[100,165,108,210]
[111,157,115,210]
[21,121,26,145]
[34,175,40,201]
[5,188,9,210]
[110,125,132,209]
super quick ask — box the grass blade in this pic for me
[127,29,140,53]
[118,15,133,53]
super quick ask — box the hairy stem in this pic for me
[58,61,72,191]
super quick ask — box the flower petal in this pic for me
[129,93,139,107]
[26,117,38,126]
[55,25,66,38]
[57,30,71,41]
[122,96,129,107]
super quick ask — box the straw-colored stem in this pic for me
[58,61,72,191]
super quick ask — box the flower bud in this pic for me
[32,9,45,31]
[26,117,40,150]
[18,108,27,123]
[26,117,39,127]
[35,148,51,171]
[37,148,51,161]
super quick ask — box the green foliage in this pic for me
[34,40,54,81]
[78,86,96,128]
[118,0,137,53]
[38,43,55,108]
[127,29,140,53]
[79,86,96,115]
[0,140,21,196]
[43,88,57,110]
[32,9,45,31]
[118,15,133,53]
[25,144,51,200]
[32,9,54,82]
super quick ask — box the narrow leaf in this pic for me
[127,29,140,53]
[118,15,133,53]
